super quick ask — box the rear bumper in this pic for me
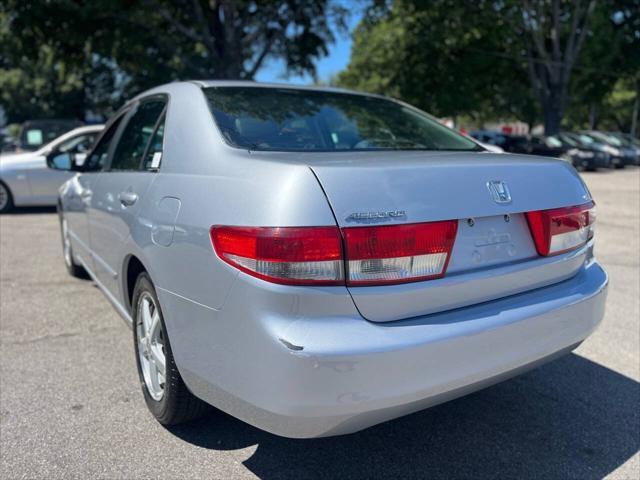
[172,260,608,438]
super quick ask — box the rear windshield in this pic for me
[203,87,479,152]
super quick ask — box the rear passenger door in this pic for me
[88,96,167,297]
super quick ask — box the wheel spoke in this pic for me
[147,357,161,392]
[138,332,147,350]
[137,292,166,401]
[150,344,166,376]
[149,311,161,341]
[141,298,153,333]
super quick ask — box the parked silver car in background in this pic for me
[58,81,608,438]
[0,125,103,212]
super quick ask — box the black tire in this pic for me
[132,273,208,425]
[58,209,87,278]
[0,181,14,213]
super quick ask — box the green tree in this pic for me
[0,0,348,123]
[566,1,640,132]
[0,4,91,122]
[515,0,598,135]
[338,1,504,118]
[337,0,540,126]
[338,0,639,135]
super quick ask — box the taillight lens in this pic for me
[525,202,595,256]
[211,221,459,286]
[343,221,458,285]
[210,226,344,285]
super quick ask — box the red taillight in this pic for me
[343,221,458,285]
[525,202,595,256]
[211,221,459,286]
[210,226,344,285]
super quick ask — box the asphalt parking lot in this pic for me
[1,168,638,479]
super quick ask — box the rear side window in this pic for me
[142,115,165,171]
[111,100,165,171]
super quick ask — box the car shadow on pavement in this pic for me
[168,353,640,479]
[1,206,57,215]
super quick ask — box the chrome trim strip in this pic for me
[90,249,119,280]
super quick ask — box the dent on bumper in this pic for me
[179,261,608,438]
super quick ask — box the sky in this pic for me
[255,7,363,85]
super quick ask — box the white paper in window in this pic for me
[151,152,162,169]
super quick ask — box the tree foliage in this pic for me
[338,1,519,119]
[338,0,640,134]
[566,0,640,131]
[0,0,348,123]
[517,0,597,135]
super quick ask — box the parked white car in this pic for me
[0,125,103,212]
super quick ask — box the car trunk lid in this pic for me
[305,151,592,321]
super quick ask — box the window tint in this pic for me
[111,100,165,171]
[84,116,126,172]
[204,87,478,152]
[142,115,165,171]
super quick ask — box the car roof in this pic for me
[128,80,391,107]
[189,79,382,97]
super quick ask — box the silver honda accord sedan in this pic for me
[58,81,608,438]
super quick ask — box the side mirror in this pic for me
[48,152,86,171]
[49,152,73,171]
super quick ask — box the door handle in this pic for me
[119,191,138,207]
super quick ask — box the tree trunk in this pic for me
[543,105,562,135]
[541,87,564,135]
[631,80,639,136]
[521,0,596,137]
[589,103,599,130]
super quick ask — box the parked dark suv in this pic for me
[17,119,83,152]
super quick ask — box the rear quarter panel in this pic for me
[139,159,339,311]
[133,82,340,310]
[126,83,345,382]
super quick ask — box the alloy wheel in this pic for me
[136,292,166,401]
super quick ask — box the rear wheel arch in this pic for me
[124,255,149,313]
[131,271,208,424]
